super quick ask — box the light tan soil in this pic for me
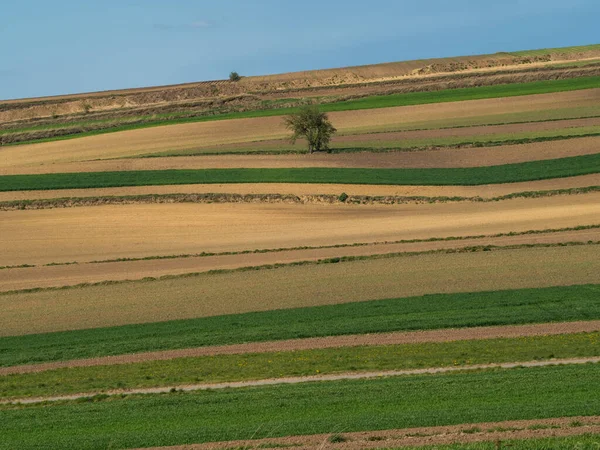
[1,228,597,291]
[1,194,599,266]
[1,245,598,336]
[3,320,599,376]
[142,416,600,450]
[3,136,600,175]
[187,116,600,152]
[2,89,598,170]
[2,174,599,202]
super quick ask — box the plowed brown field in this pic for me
[3,136,600,175]
[3,89,598,170]
[2,194,599,266]
[2,174,599,202]
[2,228,597,291]
[1,245,598,336]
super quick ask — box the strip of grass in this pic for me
[1,284,598,367]
[2,332,598,399]
[5,76,600,147]
[3,153,600,191]
[1,364,599,449]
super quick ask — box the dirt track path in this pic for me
[2,194,599,266]
[3,320,599,376]
[1,228,598,291]
[3,136,600,175]
[3,89,598,169]
[2,174,599,202]
[145,416,600,450]
[4,356,600,405]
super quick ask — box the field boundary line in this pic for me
[3,321,599,375]
[4,356,600,405]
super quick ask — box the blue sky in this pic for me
[1,0,598,100]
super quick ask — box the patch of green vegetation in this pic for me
[1,364,599,449]
[2,332,599,399]
[511,43,600,56]
[4,76,600,147]
[1,284,599,367]
[2,153,600,191]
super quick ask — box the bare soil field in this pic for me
[1,245,598,336]
[147,416,600,450]
[3,136,600,176]
[2,174,599,202]
[171,116,600,152]
[2,194,599,266]
[3,89,598,171]
[2,228,597,291]
[5,321,599,376]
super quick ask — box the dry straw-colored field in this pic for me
[2,194,599,266]
[3,89,599,172]
[3,136,600,175]
[2,228,597,292]
[1,245,599,336]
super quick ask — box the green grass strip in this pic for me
[5,77,600,147]
[1,284,599,367]
[2,153,600,191]
[2,332,599,400]
[1,364,599,449]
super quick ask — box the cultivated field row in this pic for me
[1,245,598,336]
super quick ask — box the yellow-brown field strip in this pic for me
[1,228,597,291]
[3,321,599,376]
[3,136,599,175]
[2,89,598,170]
[1,245,598,336]
[2,174,599,202]
[1,194,598,266]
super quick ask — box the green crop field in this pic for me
[2,284,598,367]
[2,153,600,191]
[2,332,598,399]
[1,364,599,449]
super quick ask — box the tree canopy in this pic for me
[283,105,337,153]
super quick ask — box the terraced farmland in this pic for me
[1,45,600,449]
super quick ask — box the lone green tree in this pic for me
[229,71,241,82]
[284,105,336,153]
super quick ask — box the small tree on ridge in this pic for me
[283,105,336,154]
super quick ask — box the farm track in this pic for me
[2,194,599,266]
[4,357,600,405]
[1,245,598,336]
[2,174,599,202]
[3,136,600,175]
[3,321,599,376]
[1,228,597,291]
[144,416,600,450]
[2,89,598,170]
